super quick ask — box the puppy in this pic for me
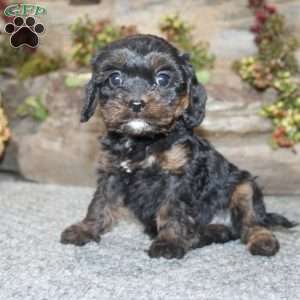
[61,34,296,259]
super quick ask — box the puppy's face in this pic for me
[95,48,188,135]
[81,35,207,136]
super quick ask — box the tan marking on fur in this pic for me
[230,182,254,227]
[230,182,253,208]
[98,143,113,171]
[110,196,142,225]
[145,101,173,123]
[175,96,189,117]
[157,203,171,230]
[246,226,273,243]
[81,207,112,235]
[100,101,128,128]
[155,203,197,251]
[158,227,178,241]
[156,203,184,242]
[245,225,274,245]
[159,144,189,173]
[111,206,140,223]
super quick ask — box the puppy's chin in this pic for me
[122,119,154,136]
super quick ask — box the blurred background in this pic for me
[0,0,299,194]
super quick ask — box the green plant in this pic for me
[257,14,299,76]
[65,72,91,88]
[0,37,31,73]
[261,73,300,147]
[0,36,64,79]
[70,16,138,66]
[234,1,300,147]
[233,56,274,90]
[17,95,48,122]
[160,14,215,83]
[234,12,299,90]
[0,98,10,157]
[18,52,64,80]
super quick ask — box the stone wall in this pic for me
[1,0,300,194]
[28,0,300,63]
[1,70,299,194]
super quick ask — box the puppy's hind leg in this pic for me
[230,181,280,256]
[60,175,121,246]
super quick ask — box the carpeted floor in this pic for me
[0,181,299,300]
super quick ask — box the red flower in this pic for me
[272,127,294,148]
[251,23,262,33]
[264,4,277,14]
[256,10,268,23]
[273,127,286,138]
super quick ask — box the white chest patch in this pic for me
[127,119,150,134]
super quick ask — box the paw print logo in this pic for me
[4,16,45,48]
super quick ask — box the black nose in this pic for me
[129,100,145,113]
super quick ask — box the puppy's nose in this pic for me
[129,100,145,113]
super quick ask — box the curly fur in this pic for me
[61,34,296,259]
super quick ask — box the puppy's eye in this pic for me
[155,73,170,87]
[109,72,123,87]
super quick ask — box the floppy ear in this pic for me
[80,49,107,123]
[80,76,99,123]
[182,56,207,128]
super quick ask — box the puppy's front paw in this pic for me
[60,222,101,246]
[148,240,186,259]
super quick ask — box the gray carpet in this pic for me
[0,181,299,300]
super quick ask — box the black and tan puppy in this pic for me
[61,34,296,259]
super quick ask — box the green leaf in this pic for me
[16,95,48,122]
[65,73,91,88]
[196,70,211,84]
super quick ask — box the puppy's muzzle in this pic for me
[129,99,146,113]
